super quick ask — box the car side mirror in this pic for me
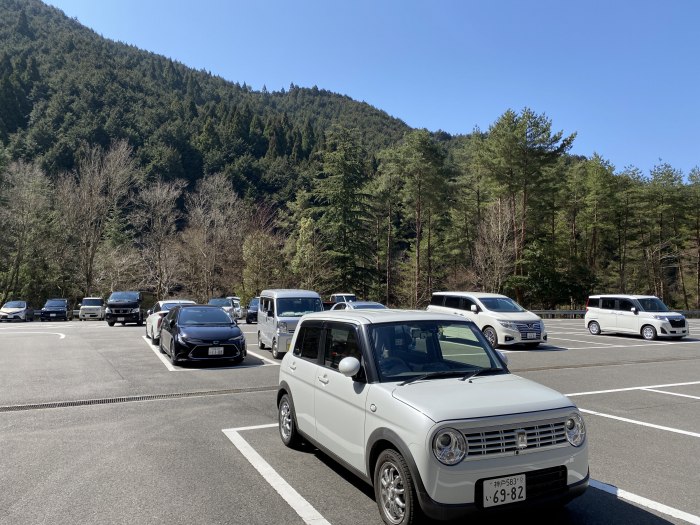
[631,307,637,314]
[497,350,509,366]
[267,310,274,317]
[470,304,478,313]
[169,319,176,327]
[338,356,361,377]
[147,309,152,316]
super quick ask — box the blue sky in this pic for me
[44,0,700,176]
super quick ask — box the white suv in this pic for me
[585,294,688,340]
[277,310,588,523]
[427,292,547,349]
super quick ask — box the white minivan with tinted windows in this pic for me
[585,294,688,340]
[257,289,323,359]
[427,292,547,348]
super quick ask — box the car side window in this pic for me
[460,298,476,311]
[430,295,444,306]
[444,295,460,309]
[323,323,362,370]
[601,298,615,310]
[616,299,635,311]
[293,325,322,360]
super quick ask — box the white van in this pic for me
[427,291,547,348]
[257,289,323,359]
[585,294,688,340]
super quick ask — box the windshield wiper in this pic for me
[399,370,465,386]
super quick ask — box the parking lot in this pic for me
[1,318,699,525]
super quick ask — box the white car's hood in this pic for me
[484,311,541,322]
[1,307,25,314]
[391,374,572,422]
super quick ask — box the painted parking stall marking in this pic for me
[222,424,331,525]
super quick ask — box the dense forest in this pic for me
[1,0,700,311]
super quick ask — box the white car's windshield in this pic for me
[368,320,506,382]
[636,298,670,312]
[82,298,103,306]
[480,297,525,313]
[4,301,26,308]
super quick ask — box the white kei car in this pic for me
[277,310,588,524]
[145,299,196,344]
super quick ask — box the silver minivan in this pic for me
[257,289,323,359]
[585,294,688,340]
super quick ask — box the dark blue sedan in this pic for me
[159,305,246,366]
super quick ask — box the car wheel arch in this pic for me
[366,428,424,491]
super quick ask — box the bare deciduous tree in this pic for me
[472,199,516,292]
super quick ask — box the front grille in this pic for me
[475,466,568,508]
[669,318,685,328]
[465,421,567,457]
[515,322,541,338]
[112,308,135,315]
[189,344,242,359]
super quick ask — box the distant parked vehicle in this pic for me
[145,299,196,344]
[159,304,246,365]
[427,292,547,349]
[330,301,387,310]
[245,297,259,324]
[79,297,105,321]
[40,298,71,321]
[207,296,241,319]
[0,300,34,322]
[585,294,688,340]
[105,290,155,327]
[329,293,357,304]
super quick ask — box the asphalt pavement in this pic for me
[0,318,698,525]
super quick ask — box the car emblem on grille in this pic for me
[516,429,527,449]
[213,341,219,345]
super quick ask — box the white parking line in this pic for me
[579,409,700,438]
[567,381,700,397]
[222,425,331,525]
[642,388,700,401]
[0,331,66,339]
[547,337,615,345]
[222,423,700,525]
[590,480,700,525]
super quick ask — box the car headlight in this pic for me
[565,412,586,447]
[105,307,112,314]
[433,428,467,465]
[177,333,189,344]
[131,307,140,314]
[652,315,668,321]
[497,319,517,330]
[277,321,288,333]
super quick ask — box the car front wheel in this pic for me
[641,325,657,341]
[482,326,498,348]
[374,449,419,525]
[278,393,301,448]
[588,321,601,335]
[271,339,281,359]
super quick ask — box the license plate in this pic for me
[526,332,537,339]
[117,317,125,322]
[483,474,526,508]
[208,346,224,356]
[50,313,56,317]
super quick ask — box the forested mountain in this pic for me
[2,0,700,312]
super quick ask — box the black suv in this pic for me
[105,290,154,326]
[245,297,259,324]
[40,298,71,321]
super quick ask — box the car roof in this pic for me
[260,289,321,298]
[158,299,195,306]
[349,301,385,307]
[589,294,658,299]
[300,309,476,324]
[433,291,508,299]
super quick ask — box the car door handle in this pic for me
[318,375,329,385]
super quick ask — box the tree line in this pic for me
[2,107,700,310]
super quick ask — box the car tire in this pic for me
[107,322,115,327]
[641,325,657,341]
[278,393,301,448]
[374,448,420,525]
[588,321,601,335]
[271,339,281,359]
[231,355,244,365]
[258,332,265,349]
[153,333,160,345]
[169,341,178,365]
[482,326,499,348]
[146,325,151,339]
